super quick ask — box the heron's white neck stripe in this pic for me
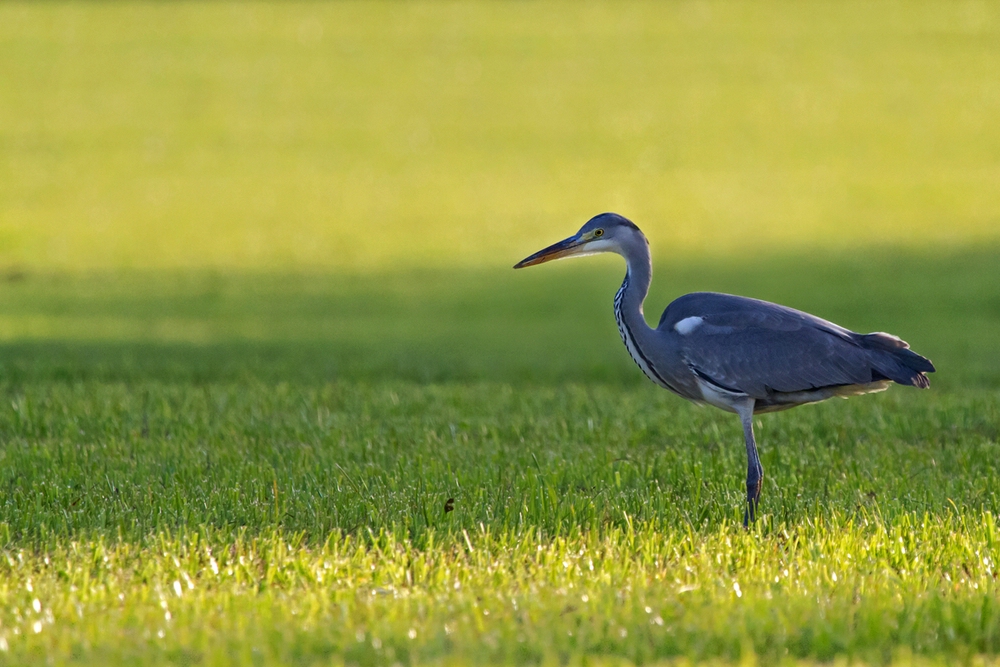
[614,273,676,392]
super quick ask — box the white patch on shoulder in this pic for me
[674,316,704,335]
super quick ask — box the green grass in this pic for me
[2,0,1000,664]
[0,245,998,388]
[1,381,999,664]
[2,1,1000,272]
[0,250,997,665]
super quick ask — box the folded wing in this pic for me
[659,293,934,399]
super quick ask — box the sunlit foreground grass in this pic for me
[2,517,998,665]
[0,380,998,664]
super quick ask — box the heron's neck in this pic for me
[614,239,663,385]
[614,240,653,334]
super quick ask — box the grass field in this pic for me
[1,1,1000,665]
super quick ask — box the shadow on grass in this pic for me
[0,244,997,387]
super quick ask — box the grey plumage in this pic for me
[515,212,935,525]
[662,292,931,411]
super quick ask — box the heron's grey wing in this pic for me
[679,323,877,398]
[662,293,876,398]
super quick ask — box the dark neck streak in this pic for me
[613,252,678,393]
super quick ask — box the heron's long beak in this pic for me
[513,234,585,269]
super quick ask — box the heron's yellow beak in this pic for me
[513,233,588,269]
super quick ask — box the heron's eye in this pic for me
[594,229,604,238]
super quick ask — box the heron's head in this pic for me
[513,212,644,269]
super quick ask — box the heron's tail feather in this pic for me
[860,332,935,389]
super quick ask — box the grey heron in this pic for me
[514,212,935,526]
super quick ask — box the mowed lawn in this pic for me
[1,1,1000,665]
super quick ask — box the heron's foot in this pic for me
[743,478,763,528]
[743,498,759,527]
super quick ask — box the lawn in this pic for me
[1,1,999,665]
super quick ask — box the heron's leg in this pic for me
[736,400,763,527]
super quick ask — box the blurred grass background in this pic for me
[0,250,997,387]
[1,0,998,386]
